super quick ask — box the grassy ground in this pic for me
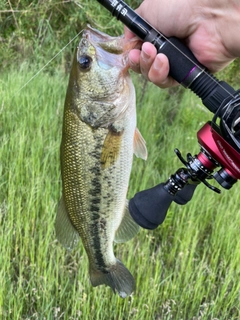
[0,57,239,319]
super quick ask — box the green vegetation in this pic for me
[1,1,240,319]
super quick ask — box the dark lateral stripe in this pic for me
[88,133,108,271]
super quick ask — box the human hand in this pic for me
[125,0,240,88]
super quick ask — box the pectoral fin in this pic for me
[133,128,148,160]
[101,127,123,169]
[114,200,140,243]
[55,196,80,250]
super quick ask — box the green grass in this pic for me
[0,59,240,320]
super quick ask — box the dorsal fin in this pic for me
[55,196,80,250]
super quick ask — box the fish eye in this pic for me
[78,55,92,71]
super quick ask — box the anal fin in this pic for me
[55,196,80,250]
[114,200,140,243]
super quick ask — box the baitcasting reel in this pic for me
[129,94,240,229]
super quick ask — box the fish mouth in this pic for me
[84,25,125,54]
[79,25,130,70]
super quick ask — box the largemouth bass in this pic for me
[55,25,147,298]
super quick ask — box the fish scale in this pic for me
[55,25,148,297]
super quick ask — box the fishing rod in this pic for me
[96,0,240,229]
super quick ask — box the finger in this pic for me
[139,42,157,80]
[128,49,141,73]
[148,53,178,88]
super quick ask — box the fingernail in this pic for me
[152,54,163,70]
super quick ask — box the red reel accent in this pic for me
[197,122,240,179]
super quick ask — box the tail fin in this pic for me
[89,260,136,298]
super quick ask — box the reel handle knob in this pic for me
[129,183,198,230]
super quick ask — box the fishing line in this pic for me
[12,30,84,97]
[12,0,236,102]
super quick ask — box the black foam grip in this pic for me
[158,37,203,84]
